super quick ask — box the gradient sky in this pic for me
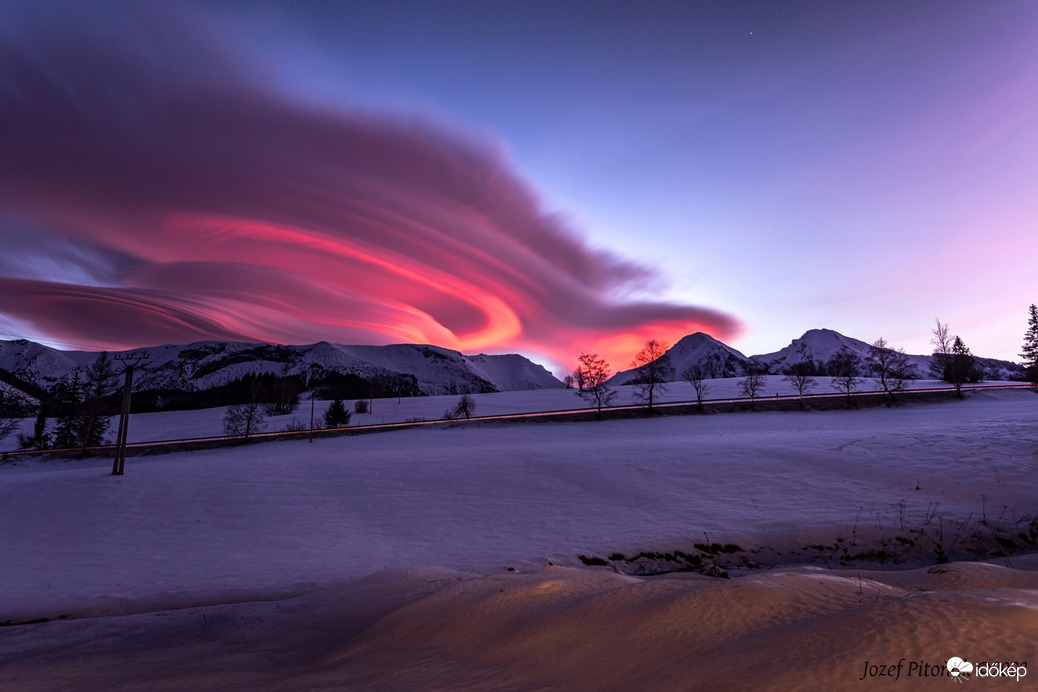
[2,1,1035,374]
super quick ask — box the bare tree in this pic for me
[224,402,266,440]
[576,353,616,415]
[0,418,18,445]
[445,393,476,420]
[224,378,267,440]
[866,337,916,401]
[929,319,953,380]
[631,339,672,411]
[738,360,767,404]
[827,348,861,402]
[680,364,711,408]
[0,399,18,445]
[782,361,817,402]
[572,367,586,392]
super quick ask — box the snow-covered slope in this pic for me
[1,326,1021,403]
[329,343,561,395]
[755,328,872,370]
[609,332,749,385]
[607,328,1022,384]
[756,328,1021,379]
[0,339,564,397]
[0,340,87,391]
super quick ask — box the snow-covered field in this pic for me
[0,374,1000,447]
[1,386,1036,690]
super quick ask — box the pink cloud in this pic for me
[0,4,739,371]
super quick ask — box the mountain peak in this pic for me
[610,331,749,384]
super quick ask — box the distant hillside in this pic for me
[610,328,1022,384]
[1,327,1023,411]
[609,333,750,385]
[0,339,564,407]
[754,329,1020,380]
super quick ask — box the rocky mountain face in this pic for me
[0,339,564,407]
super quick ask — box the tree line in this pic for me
[2,306,1036,449]
[571,308,1038,415]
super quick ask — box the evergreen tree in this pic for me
[52,369,85,449]
[1022,304,1038,380]
[31,406,50,449]
[79,352,116,450]
[18,405,51,450]
[323,399,351,428]
[945,336,980,397]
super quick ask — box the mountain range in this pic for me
[0,340,563,408]
[608,328,1021,385]
[0,329,1023,409]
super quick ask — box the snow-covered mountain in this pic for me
[609,332,750,385]
[753,328,874,372]
[1,327,1023,407]
[755,329,1020,380]
[610,328,1022,384]
[0,339,564,399]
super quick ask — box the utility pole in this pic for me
[112,351,149,476]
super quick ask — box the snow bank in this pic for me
[1,560,1035,690]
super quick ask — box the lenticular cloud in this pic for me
[0,3,737,369]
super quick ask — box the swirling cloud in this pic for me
[0,2,738,372]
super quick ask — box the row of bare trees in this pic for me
[574,339,676,415]
[569,315,1010,416]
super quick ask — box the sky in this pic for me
[1,0,1035,375]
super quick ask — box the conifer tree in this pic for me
[79,351,115,450]
[30,406,50,450]
[52,369,84,449]
[1022,304,1038,380]
[945,336,979,397]
[323,398,351,428]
